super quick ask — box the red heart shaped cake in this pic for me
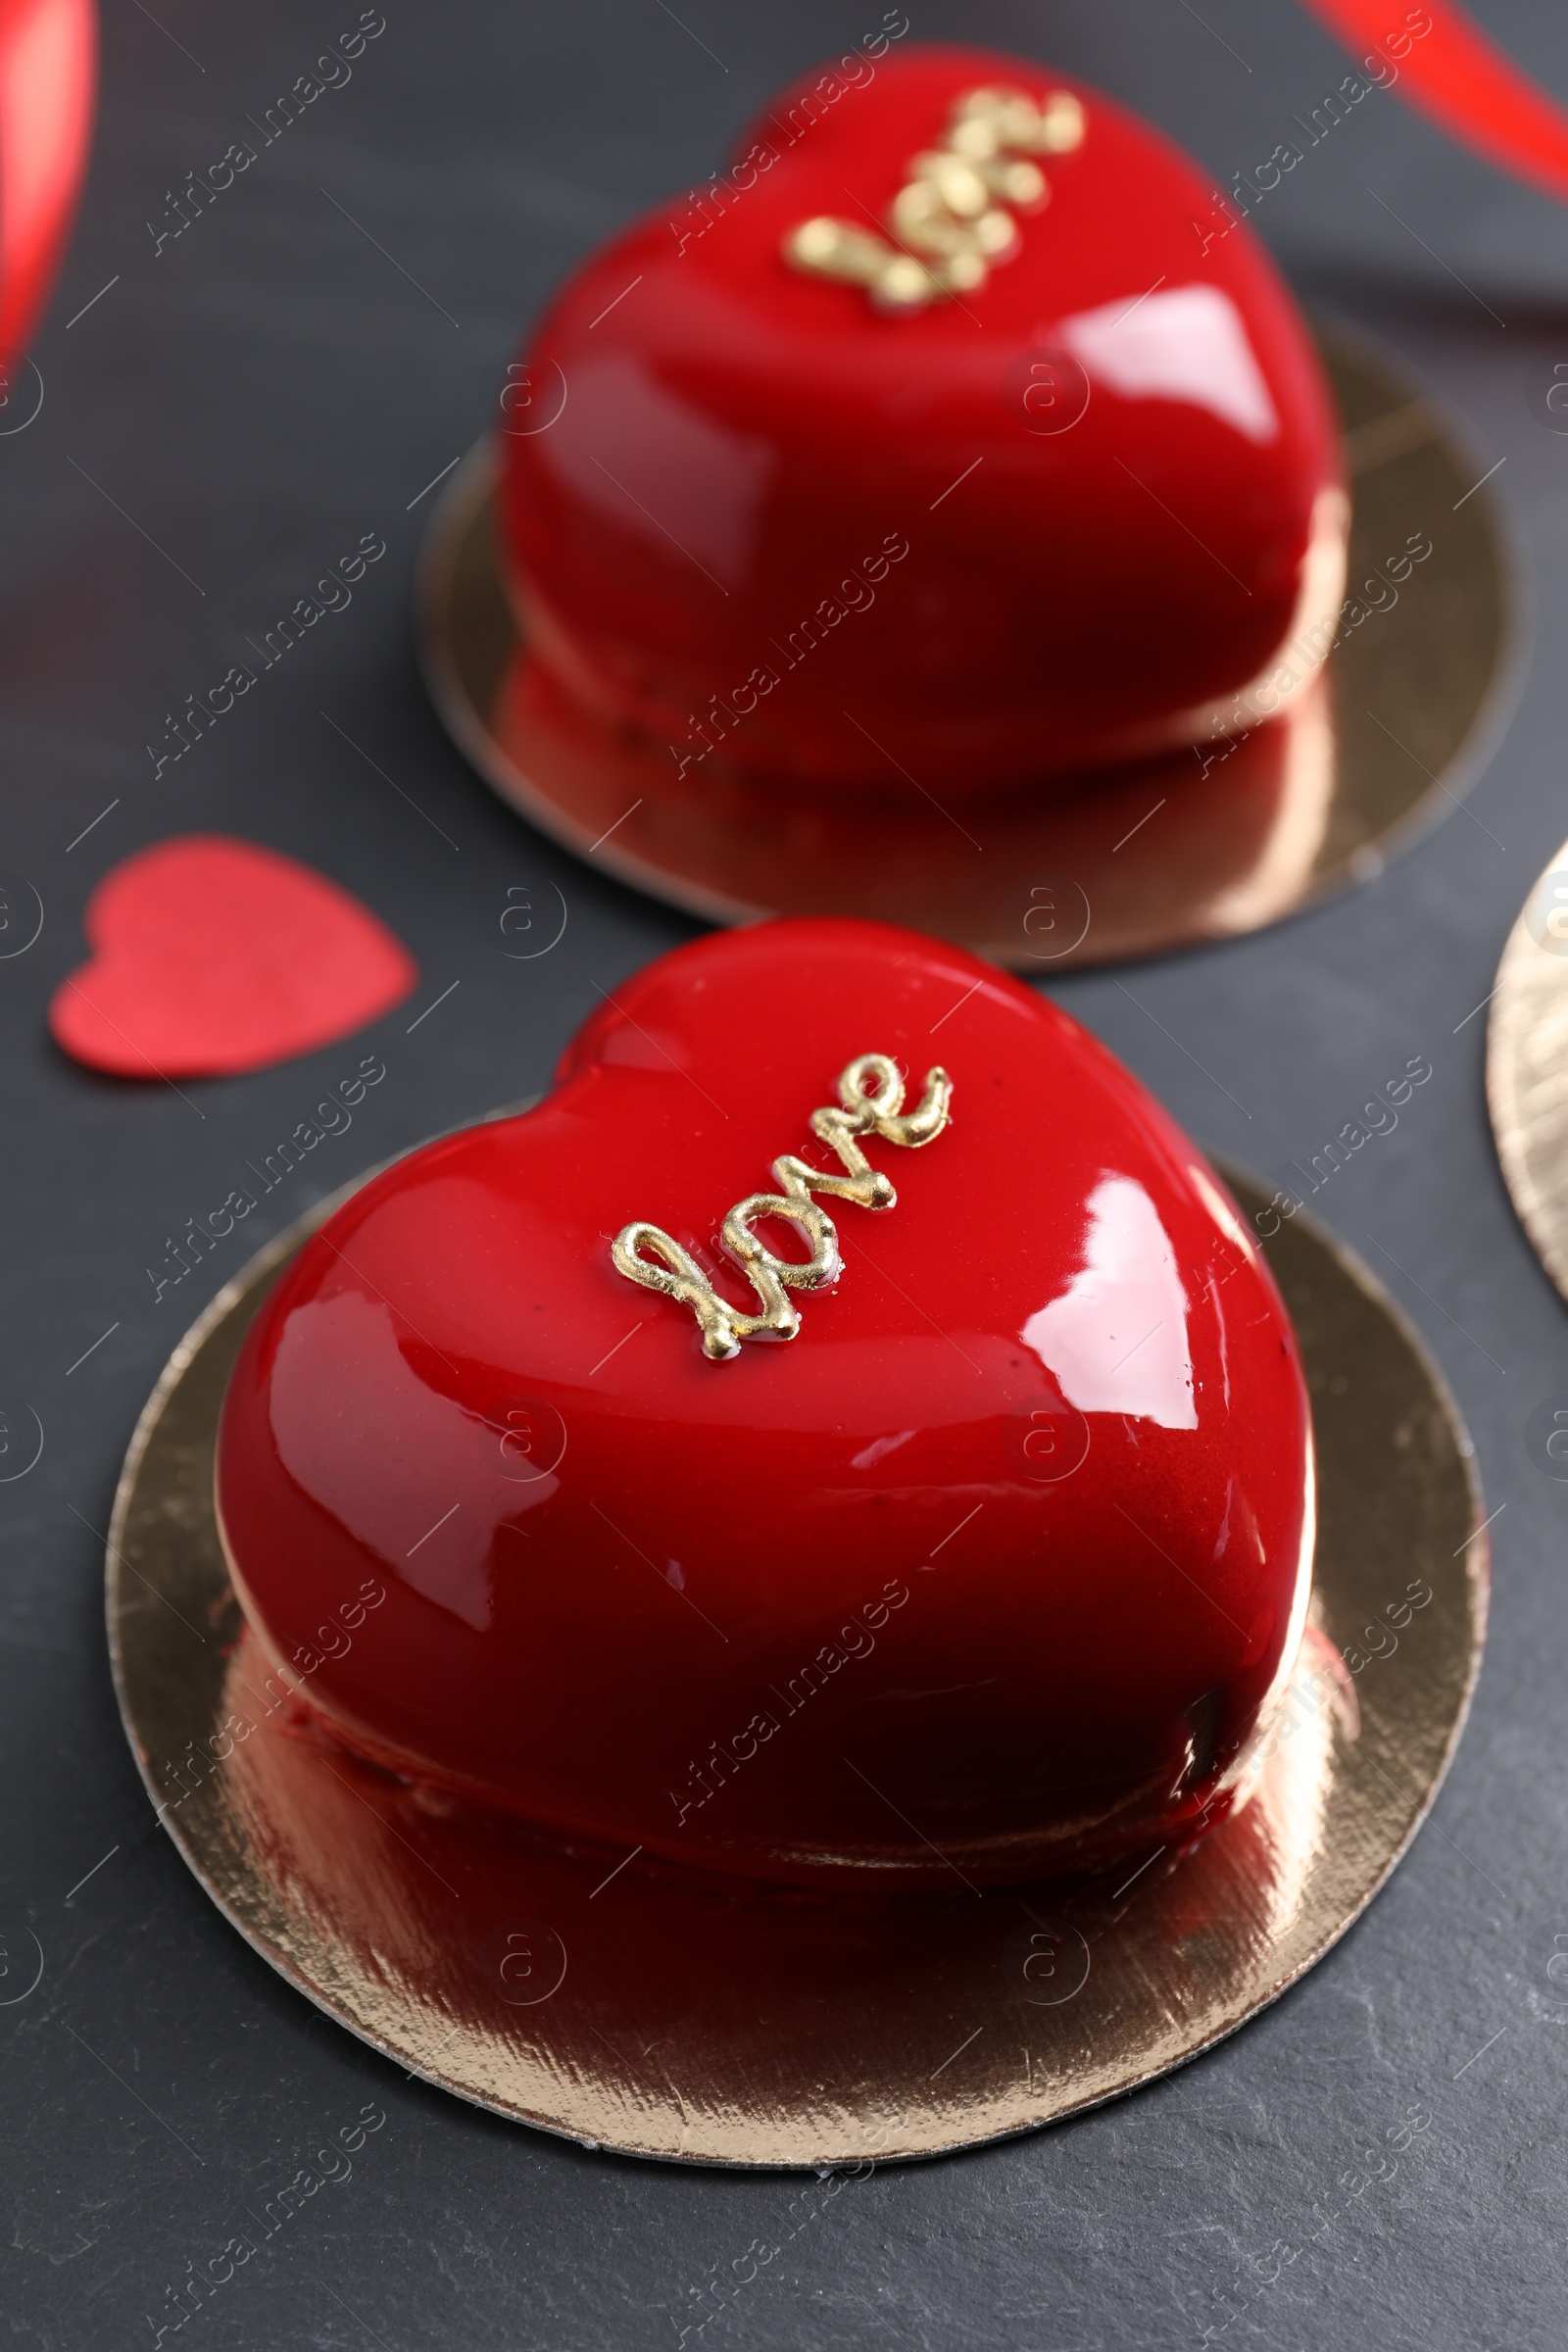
[216,918,1314,1890]
[500,42,1345,798]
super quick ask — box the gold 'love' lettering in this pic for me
[783,84,1086,314]
[612,1054,953,1361]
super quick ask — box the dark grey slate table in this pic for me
[3,3,1565,2344]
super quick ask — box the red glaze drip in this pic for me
[217,919,1314,1890]
[500,44,1343,798]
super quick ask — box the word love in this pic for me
[785,82,1085,314]
[612,1054,953,1360]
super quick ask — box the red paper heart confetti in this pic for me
[50,835,416,1080]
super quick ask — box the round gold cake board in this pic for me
[417,320,1512,970]
[107,1164,1487,2169]
[1487,834,1568,1298]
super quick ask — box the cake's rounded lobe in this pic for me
[499,43,1344,797]
[216,917,1314,1889]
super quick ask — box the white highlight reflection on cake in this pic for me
[1021,1174,1197,1428]
[1058,282,1281,446]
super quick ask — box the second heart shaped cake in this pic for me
[216,919,1314,1890]
[500,42,1346,798]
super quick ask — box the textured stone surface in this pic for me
[1,3,1562,2345]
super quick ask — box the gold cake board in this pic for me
[417,320,1513,970]
[107,1160,1487,2167]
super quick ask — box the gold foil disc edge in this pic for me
[106,1160,1488,2167]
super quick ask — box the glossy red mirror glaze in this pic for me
[500,43,1344,799]
[216,919,1314,1889]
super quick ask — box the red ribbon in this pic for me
[1302,0,1568,203]
[0,0,97,368]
